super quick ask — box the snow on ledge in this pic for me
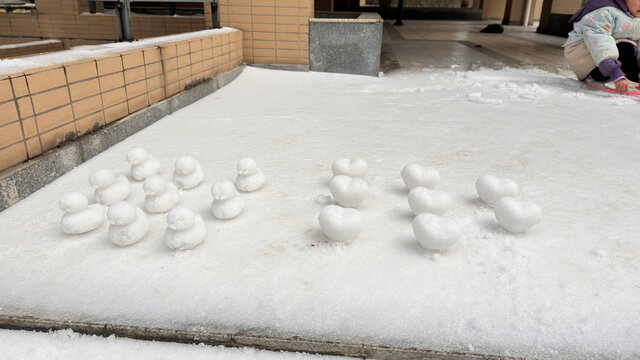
[0,27,237,76]
[0,39,61,50]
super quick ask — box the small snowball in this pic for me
[107,201,137,226]
[166,205,195,231]
[143,175,167,195]
[175,156,196,175]
[316,194,332,204]
[59,192,88,213]
[318,205,363,242]
[126,147,148,165]
[237,157,258,175]
[211,180,237,200]
[89,169,115,189]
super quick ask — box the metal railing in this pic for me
[81,0,220,42]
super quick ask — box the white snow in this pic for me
[317,205,363,242]
[0,39,60,50]
[407,187,452,216]
[164,205,206,250]
[494,197,542,234]
[328,175,368,208]
[235,157,266,192]
[400,163,440,189]
[475,174,519,205]
[1,66,640,359]
[0,28,236,75]
[331,157,368,178]
[211,180,244,219]
[0,329,352,360]
[173,156,204,190]
[412,213,461,251]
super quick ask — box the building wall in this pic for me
[219,0,313,66]
[550,0,581,14]
[0,30,243,172]
[481,0,507,21]
[0,0,313,65]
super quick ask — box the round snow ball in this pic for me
[175,156,196,175]
[59,192,89,213]
[166,205,195,230]
[89,169,115,188]
[126,147,148,165]
[107,201,137,225]
[211,180,236,200]
[143,175,167,195]
[237,157,257,174]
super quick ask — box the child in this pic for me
[564,0,640,94]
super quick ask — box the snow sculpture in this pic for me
[59,192,104,235]
[211,180,244,219]
[107,201,150,246]
[412,213,460,251]
[143,175,180,213]
[407,187,452,216]
[164,205,206,251]
[494,197,541,233]
[235,157,266,192]
[318,205,363,242]
[331,157,368,178]
[401,164,440,190]
[126,147,160,181]
[89,169,131,205]
[329,175,368,208]
[173,156,204,190]
[476,175,518,205]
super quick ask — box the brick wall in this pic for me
[0,30,243,173]
[219,0,313,66]
[0,40,65,59]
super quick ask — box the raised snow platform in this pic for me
[1,67,639,360]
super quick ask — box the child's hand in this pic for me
[614,78,629,95]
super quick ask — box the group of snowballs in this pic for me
[58,147,266,251]
[317,158,542,251]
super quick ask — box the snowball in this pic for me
[476,175,519,205]
[407,187,452,216]
[211,180,237,201]
[89,169,115,189]
[126,147,148,165]
[331,157,368,178]
[107,201,137,226]
[174,156,196,175]
[329,175,368,208]
[58,192,88,213]
[166,205,195,231]
[237,157,258,175]
[401,164,440,189]
[143,175,168,195]
[318,205,363,242]
[412,213,461,251]
[494,197,541,233]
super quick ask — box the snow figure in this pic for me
[235,157,266,192]
[126,147,160,181]
[494,197,541,233]
[59,192,104,235]
[412,213,460,251]
[331,157,368,178]
[407,187,452,216]
[401,164,440,190]
[318,205,363,242]
[107,201,150,246]
[329,175,368,208]
[475,175,518,205]
[89,169,131,205]
[173,156,204,190]
[164,205,206,251]
[143,175,180,213]
[211,180,244,219]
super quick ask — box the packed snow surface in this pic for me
[0,329,351,360]
[1,67,640,359]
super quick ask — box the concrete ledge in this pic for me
[0,65,245,212]
[0,314,521,360]
[250,64,310,72]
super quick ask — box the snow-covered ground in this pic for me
[1,67,639,359]
[0,329,352,360]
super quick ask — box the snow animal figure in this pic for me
[329,175,368,208]
[412,213,460,251]
[107,201,150,246]
[211,180,244,219]
[59,192,104,235]
[173,156,204,190]
[143,175,180,213]
[332,157,368,178]
[164,205,206,251]
[126,147,160,181]
[407,187,451,216]
[235,157,266,192]
[475,175,518,205]
[401,164,440,190]
[318,205,363,242]
[494,197,541,233]
[89,169,131,205]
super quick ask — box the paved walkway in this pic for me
[381,20,570,74]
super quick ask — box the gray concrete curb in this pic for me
[0,66,245,212]
[0,314,521,360]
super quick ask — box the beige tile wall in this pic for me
[0,30,243,172]
[219,0,313,66]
